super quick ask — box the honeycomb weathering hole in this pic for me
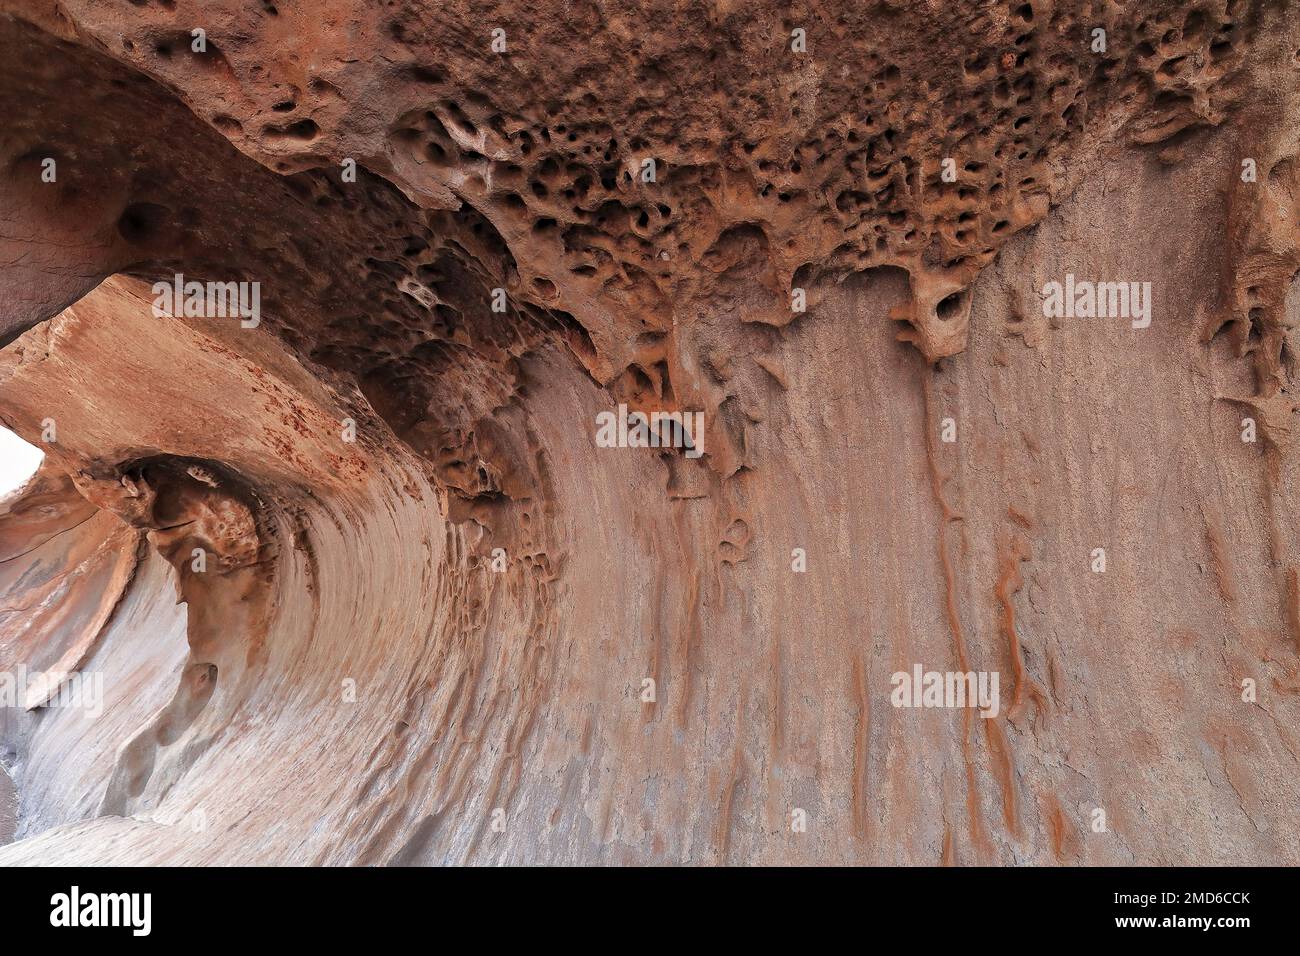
[116,202,168,243]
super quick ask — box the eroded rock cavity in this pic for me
[1,1,1299,864]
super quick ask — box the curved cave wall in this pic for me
[0,0,1299,865]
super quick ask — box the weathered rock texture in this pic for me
[1,0,1299,865]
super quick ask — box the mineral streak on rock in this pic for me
[0,0,1298,865]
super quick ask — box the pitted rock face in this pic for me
[1,2,1269,467]
[0,1,1299,865]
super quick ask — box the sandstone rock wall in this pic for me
[0,0,1298,865]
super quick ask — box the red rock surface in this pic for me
[0,1,1298,864]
